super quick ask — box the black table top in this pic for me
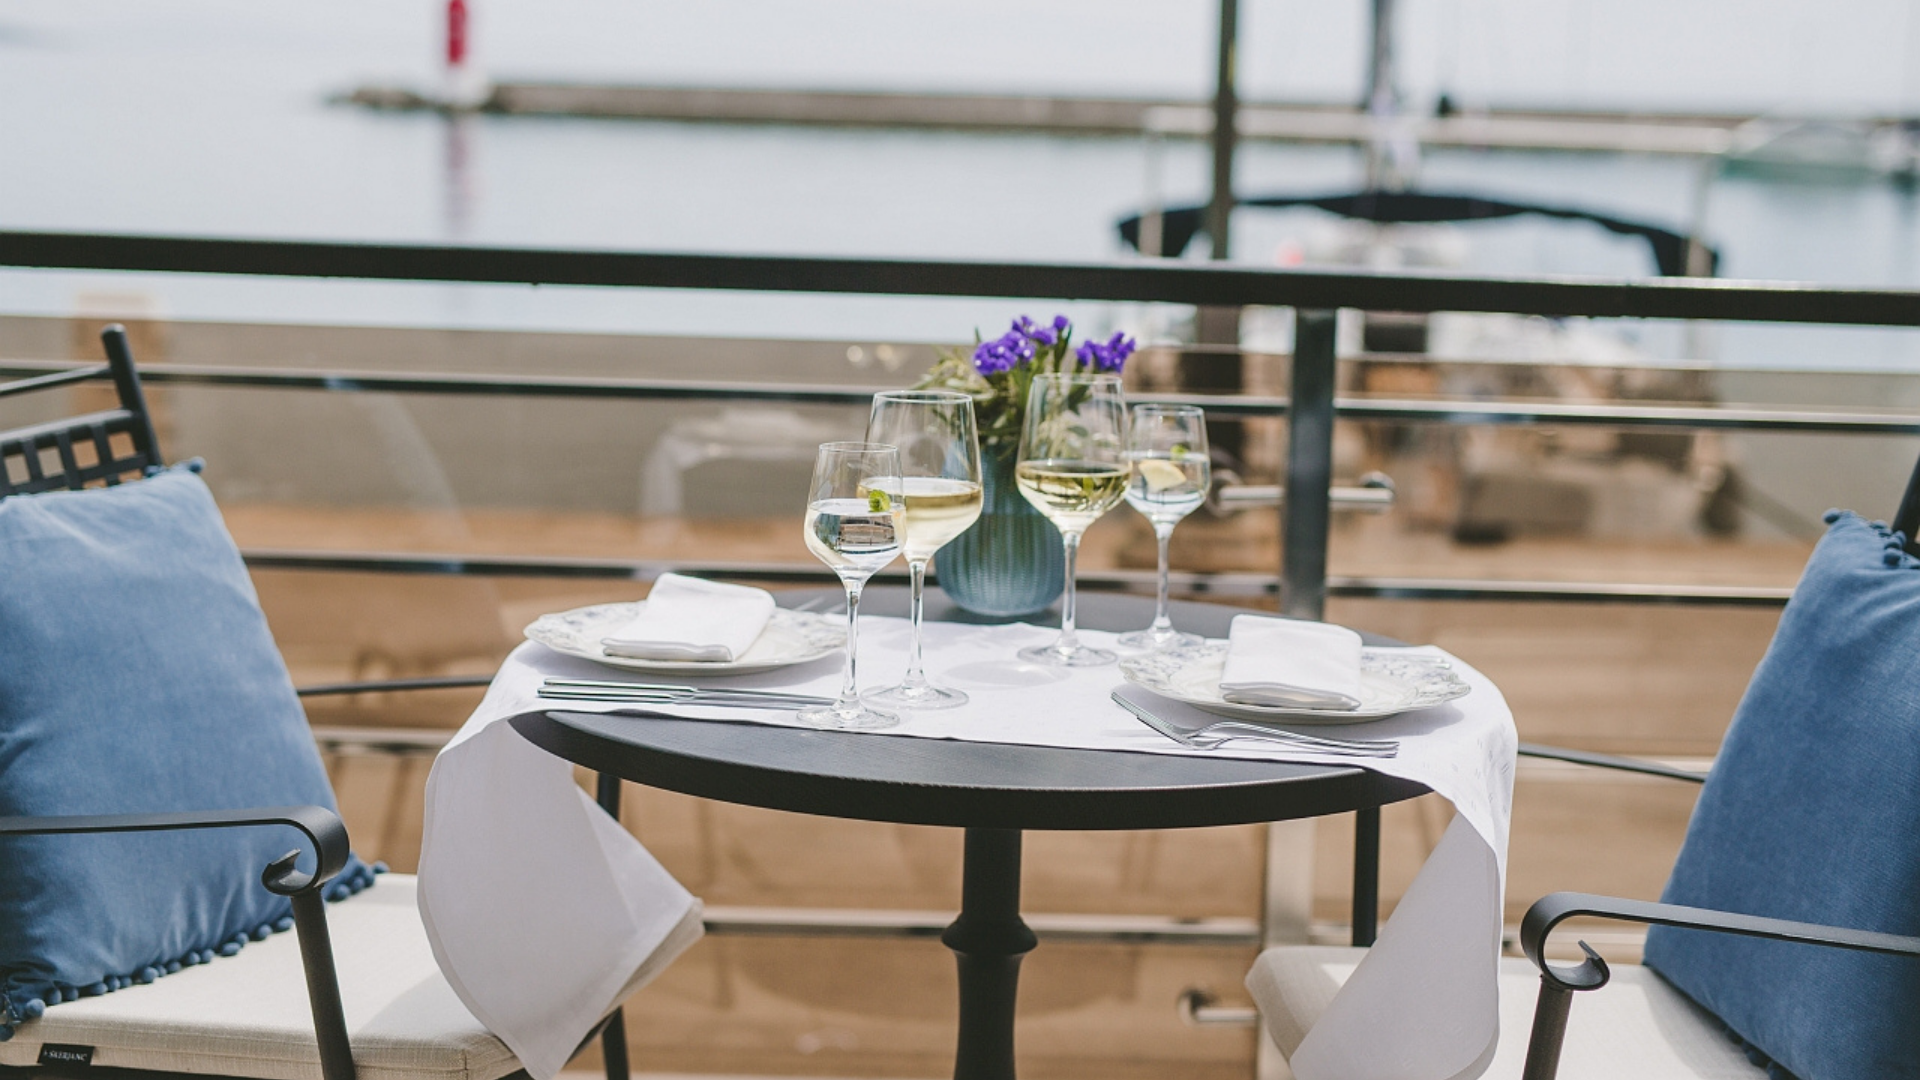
[509,588,1429,831]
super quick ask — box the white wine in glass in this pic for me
[865,390,983,709]
[799,441,906,730]
[894,476,984,562]
[1118,404,1210,651]
[1012,461,1130,533]
[1014,373,1128,666]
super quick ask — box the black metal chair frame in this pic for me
[0,328,618,1080]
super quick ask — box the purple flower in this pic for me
[971,329,1036,375]
[1074,331,1137,373]
[1013,313,1075,345]
[1013,314,1061,347]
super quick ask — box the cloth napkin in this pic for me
[600,573,776,662]
[1218,614,1364,709]
[416,659,705,1080]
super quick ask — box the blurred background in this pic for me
[6,2,1920,1077]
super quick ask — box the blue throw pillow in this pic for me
[0,464,374,1038]
[1644,511,1920,1080]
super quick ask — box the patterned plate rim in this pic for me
[1118,641,1470,720]
[524,601,845,670]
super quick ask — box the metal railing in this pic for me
[8,229,1920,608]
[8,229,1920,962]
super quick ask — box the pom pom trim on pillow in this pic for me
[0,864,383,1039]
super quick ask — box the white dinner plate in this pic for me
[1119,642,1471,723]
[524,602,845,675]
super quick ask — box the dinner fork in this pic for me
[1112,691,1398,757]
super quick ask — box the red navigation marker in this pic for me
[446,0,468,69]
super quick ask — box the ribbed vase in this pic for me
[934,450,1066,617]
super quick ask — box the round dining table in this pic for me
[510,586,1429,1080]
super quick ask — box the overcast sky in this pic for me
[5,0,1920,116]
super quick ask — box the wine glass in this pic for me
[799,441,906,730]
[1014,373,1129,667]
[1117,404,1211,651]
[865,390,984,709]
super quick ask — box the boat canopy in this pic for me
[1117,190,1719,278]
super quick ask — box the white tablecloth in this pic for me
[420,615,1515,1080]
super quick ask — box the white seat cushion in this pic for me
[0,875,520,1080]
[1248,946,1765,1080]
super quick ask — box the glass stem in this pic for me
[1151,524,1174,632]
[1057,530,1084,653]
[901,559,930,690]
[836,579,865,708]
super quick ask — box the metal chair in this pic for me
[0,327,633,1080]
[1252,459,1920,1080]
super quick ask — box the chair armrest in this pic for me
[1517,742,1707,784]
[0,806,350,896]
[296,675,493,698]
[1520,890,1920,992]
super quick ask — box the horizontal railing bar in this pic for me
[1332,397,1920,434]
[299,675,495,697]
[699,905,1263,945]
[311,726,453,756]
[1327,575,1794,607]
[0,363,111,399]
[0,360,885,408]
[238,549,1795,606]
[5,359,1916,433]
[242,550,856,582]
[7,229,1920,326]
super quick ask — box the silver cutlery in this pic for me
[542,678,834,708]
[1112,691,1398,757]
[539,689,825,711]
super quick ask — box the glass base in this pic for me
[796,701,900,731]
[1116,626,1204,651]
[866,681,970,710]
[1018,641,1117,667]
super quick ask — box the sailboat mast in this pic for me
[1366,0,1397,114]
[1208,0,1239,260]
[1365,0,1413,190]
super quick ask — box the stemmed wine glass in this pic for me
[1014,373,1129,667]
[1117,404,1211,651]
[799,441,906,730]
[865,390,984,709]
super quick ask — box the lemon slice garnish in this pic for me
[1137,458,1187,492]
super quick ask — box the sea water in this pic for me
[3,0,1920,370]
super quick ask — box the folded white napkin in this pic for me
[1218,614,1364,710]
[600,573,776,662]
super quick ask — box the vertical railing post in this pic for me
[1207,0,1239,262]
[1283,309,1337,622]
[1283,308,1383,951]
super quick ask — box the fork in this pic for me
[1112,691,1398,757]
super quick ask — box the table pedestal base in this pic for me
[940,828,1038,1080]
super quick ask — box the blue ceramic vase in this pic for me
[935,449,1066,617]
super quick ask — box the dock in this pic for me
[342,83,1770,156]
